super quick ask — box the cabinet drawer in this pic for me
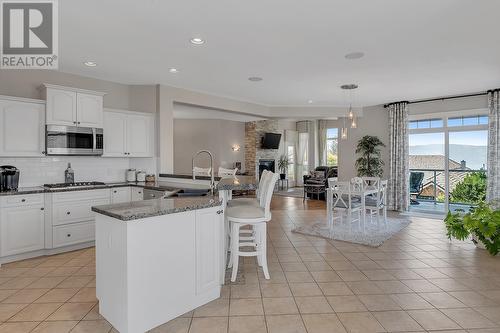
[52,189,110,203]
[1,194,43,208]
[53,221,94,248]
[52,198,109,226]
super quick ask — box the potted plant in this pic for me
[355,135,386,177]
[277,155,289,180]
[444,201,500,255]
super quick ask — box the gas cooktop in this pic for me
[43,181,106,189]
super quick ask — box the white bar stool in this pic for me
[226,172,278,282]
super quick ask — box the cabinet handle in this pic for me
[217,210,224,214]
[77,122,81,125]
[113,190,117,193]
[42,151,46,155]
[40,207,44,211]
[66,211,71,215]
[67,234,71,237]
[21,199,26,202]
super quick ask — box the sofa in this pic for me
[303,166,338,200]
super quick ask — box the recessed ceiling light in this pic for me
[169,68,179,73]
[340,84,358,90]
[345,52,364,60]
[83,61,97,67]
[248,77,263,82]
[190,37,205,45]
[308,100,313,104]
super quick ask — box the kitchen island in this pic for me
[92,196,224,333]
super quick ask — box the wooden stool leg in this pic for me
[230,223,240,282]
[259,223,270,280]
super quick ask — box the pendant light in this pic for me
[340,84,359,137]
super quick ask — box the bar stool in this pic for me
[226,172,279,282]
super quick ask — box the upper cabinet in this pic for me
[103,109,154,158]
[0,96,45,157]
[43,84,105,128]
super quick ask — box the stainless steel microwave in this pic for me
[46,125,103,156]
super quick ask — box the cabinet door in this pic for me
[131,187,143,201]
[126,114,152,157]
[77,93,103,128]
[111,187,131,204]
[0,100,45,156]
[103,112,127,157]
[46,88,77,126]
[195,207,222,295]
[1,205,45,256]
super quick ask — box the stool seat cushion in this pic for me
[227,198,259,207]
[227,205,266,219]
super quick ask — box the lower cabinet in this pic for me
[111,187,131,204]
[53,221,95,248]
[0,195,45,257]
[131,187,143,201]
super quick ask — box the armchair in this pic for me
[303,166,338,200]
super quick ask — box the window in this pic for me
[287,145,295,180]
[326,128,338,166]
[448,115,489,127]
[409,118,443,129]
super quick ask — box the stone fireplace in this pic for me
[245,120,281,179]
[258,159,275,179]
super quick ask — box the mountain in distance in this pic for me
[410,144,487,170]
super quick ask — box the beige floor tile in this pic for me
[346,281,384,295]
[68,288,97,303]
[266,314,306,333]
[374,280,412,294]
[358,294,401,311]
[34,288,79,303]
[0,321,39,333]
[0,304,27,321]
[284,271,314,283]
[407,309,461,330]
[389,293,434,310]
[327,295,367,312]
[295,296,333,314]
[289,283,323,296]
[30,320,78,333]
[402,279,442,292]
[230,285,261,298]
[8,303,61,322]
[189,317,227,333]
[0,278,38,290]
[337,312,385,333]
[55,276,93,289]
[260,283,292,298]
[450,291,498,307]
[362,270,396,281]
[150,317,191,333]
[26,277,66,289]
[441,308,497,329]
[2,289,49,304]
[419,291,467,308]
[228,316,266,333]
[318,282,353,296]
[193,298,229,317]
[229,298,263,316]
[262,297,298,315]
[337,270,368,282]
[0,290,17,302]
[70,320,112,333]
[373,310,422,332]
[46,302,94,321]
[310,271,342,283]
[475,306,500,325]
[302,313,346,333]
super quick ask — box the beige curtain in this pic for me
[318,120,328,166]
[487,90,500,203]
[387,102,409,211]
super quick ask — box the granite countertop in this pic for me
[0,186,46,196]
[217,175,258,191]
[92,195,222,221]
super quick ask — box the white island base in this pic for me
[95,206,224,333]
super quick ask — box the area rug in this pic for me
[292,216,411,247]
[275,187,304,198]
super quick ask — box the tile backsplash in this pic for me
[0,156,157,187]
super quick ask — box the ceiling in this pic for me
[61,0,500,107]
[173,103,266,122]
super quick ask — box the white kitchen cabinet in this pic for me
[77,93,103,127]
[195,207,222,296]
[43,84,105,127]
[0,194,45,257]
[131,187,144,201]
[103,110,153,157]
[0,97,45,157]
[111,187,131,204]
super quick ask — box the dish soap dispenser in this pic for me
[65,163,74,184]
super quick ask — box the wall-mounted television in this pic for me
[261,133,281,149]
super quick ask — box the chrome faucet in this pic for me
[192,150,215,195]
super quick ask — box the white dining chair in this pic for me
[365,179,388,228]
[218,167,238,178]
[193,166,211,176]
[328,179,362,231]
[226,172,279,282]
[361,176,380,190]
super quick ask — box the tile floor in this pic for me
[0,196,499,332]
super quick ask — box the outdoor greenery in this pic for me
[444,201,500,256]
[450,171,487,204]
[327,152,338,166]
[277,155,290,174]
[355,136,386,177]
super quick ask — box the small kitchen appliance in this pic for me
[136,171,146,182]
[127,169,137,182]
[0,165,20,191]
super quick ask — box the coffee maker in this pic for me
[0,165,20,191]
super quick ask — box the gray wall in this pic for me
[173,119,246,174]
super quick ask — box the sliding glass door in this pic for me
[409,113,488,214]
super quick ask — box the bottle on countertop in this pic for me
[65,163,74,183]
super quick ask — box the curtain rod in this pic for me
[383,91,493,108]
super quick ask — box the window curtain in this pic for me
[318,120,328,166]
[387,102,409,211]
[284,129,298,185]
[487,89,500,203]
[296,132,309,186]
